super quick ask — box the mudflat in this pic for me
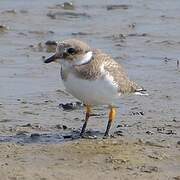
[0,0,180,179]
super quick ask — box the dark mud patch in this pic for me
[1,9,17,14]
[71,32,94,36]
[0,119,12,123]
[106,4,131,10]
[0,133,64,144]
[105,33,148,41]
[0,130,107,144]
[155,40,180,46]
[47,11,90,19]
[28,30,54,36]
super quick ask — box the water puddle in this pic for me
[0,130,106,144]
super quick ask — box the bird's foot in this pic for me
[80,133,85,138]
[103,133,110,139]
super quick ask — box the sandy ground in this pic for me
[0,0,180,179]
[0,138,180,180]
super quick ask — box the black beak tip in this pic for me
[44,59,52,63]
[44,54,56,63]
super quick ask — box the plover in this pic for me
[44,39,147,137]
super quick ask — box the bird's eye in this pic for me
[67,48,76,54]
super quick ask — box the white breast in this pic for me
[62,67,120,105]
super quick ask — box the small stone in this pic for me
[131,111,144,116]
[117,124,129,128]
[59,101,83,111]
[21,123,32,127]
[2,9,17,14]
[166,129,176,135]
[30,133,40,139]
[55,124,62,129]
[140,165,158,173]
[146,131,154,135]
[62,125,68,130]
[128,23,136,28]
[114,130,123,136]
[16,131,28,136]
[45,40,57,46]
[62,2,75,10]
[0,24,8,31]
[173,176,180,180]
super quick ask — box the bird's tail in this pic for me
[134,88,148,96]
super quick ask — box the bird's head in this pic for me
[44,39,93,66]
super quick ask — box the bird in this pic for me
[44,39,147,138]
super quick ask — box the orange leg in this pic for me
[80,105,91,137]
[104,107,116,137]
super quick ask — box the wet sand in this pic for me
[0,138,180,180]
[0,0,180,179]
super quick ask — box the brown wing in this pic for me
[103,57,139,94]
[74,50,139,94]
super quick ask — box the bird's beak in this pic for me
[44,54,58,63]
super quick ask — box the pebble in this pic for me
[114,130,124,136]
[117,124,129,128]
[62,2,75,10]
[177,141,180,145]
[59,102,84,111]
[0,24,9,32]
[146,131,154,135]
[140,165,158,173]
[2,9,17,14]
[174,176,180,180]
[21,123,32,127]
[49,2,75,10]
[131,111,144,116]
[63,134,72,139]
[62,125,68,130]
[45,40,57,46]
[128,23,136,28]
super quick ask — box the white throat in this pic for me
[74,51,93,66]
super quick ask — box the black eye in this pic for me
[67,48,76,54]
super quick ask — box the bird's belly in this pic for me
[63,73,119,105]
